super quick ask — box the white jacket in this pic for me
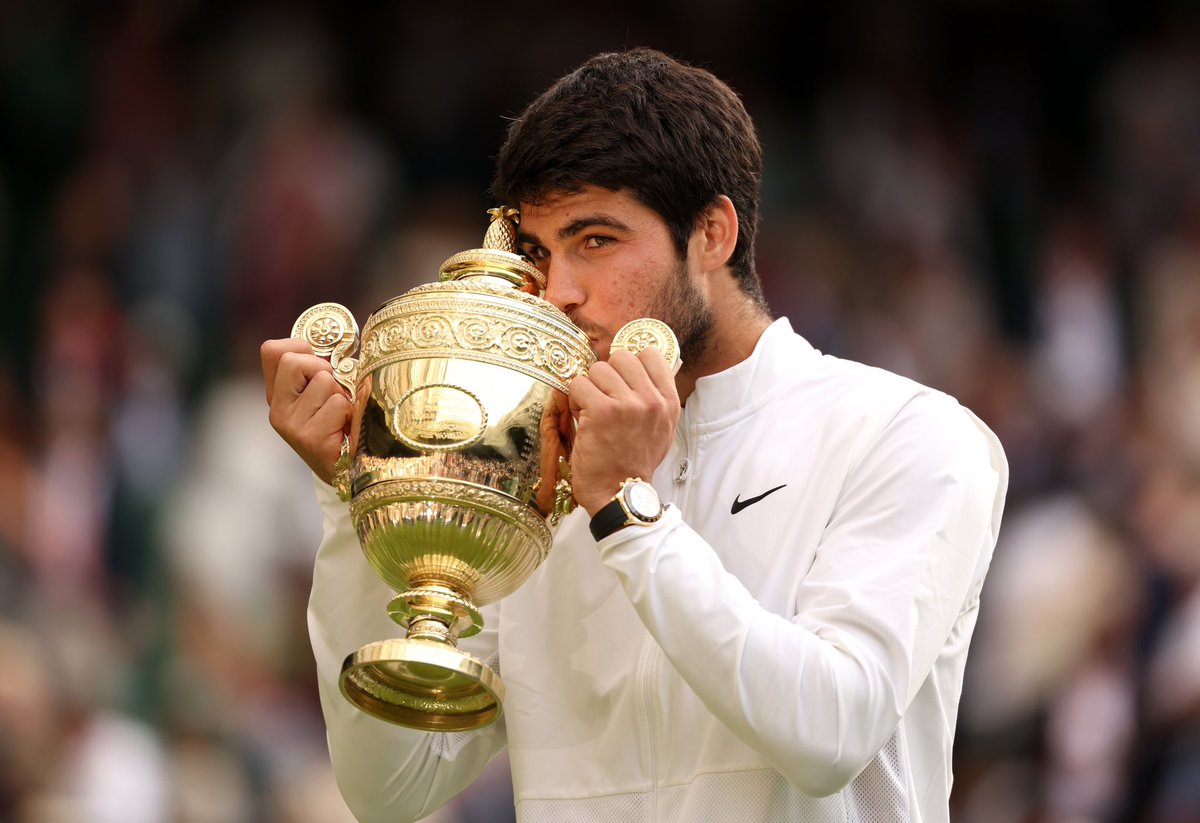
[308,318,1009,822]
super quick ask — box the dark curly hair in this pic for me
[490,48,766,306]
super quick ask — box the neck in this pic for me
[675,293,772,402]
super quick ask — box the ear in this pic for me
[693,195,739,273]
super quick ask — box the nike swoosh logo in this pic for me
[731,484,788,515]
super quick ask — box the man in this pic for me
[261,48,1007,823]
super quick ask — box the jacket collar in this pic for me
[684,317,819,430]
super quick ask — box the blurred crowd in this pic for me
[1,1,1198,821]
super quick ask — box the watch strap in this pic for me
[589,497,630,541]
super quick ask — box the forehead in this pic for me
[517,186,664,235]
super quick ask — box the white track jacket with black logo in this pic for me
[307,318,1009,823]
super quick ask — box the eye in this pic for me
[583,235,614,249]
[521,244,549,262]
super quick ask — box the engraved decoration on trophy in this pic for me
[292,208,679,731]
[611,317,682,375]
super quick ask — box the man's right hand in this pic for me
[261,338,352,484]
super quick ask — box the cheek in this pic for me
[587,249,674,322]
[592,281,647,316]
[618,265,661,311]
[608,288,651,322]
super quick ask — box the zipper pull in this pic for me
[673,458,691,484]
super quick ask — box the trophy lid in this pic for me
[439,207,547,293]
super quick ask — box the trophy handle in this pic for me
[611,317,682,375]
[291,302,361,401]
[292,303,361,501]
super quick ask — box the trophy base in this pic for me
[339,638,504,731]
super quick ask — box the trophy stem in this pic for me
[407,617,454,644]
[387,585,484,641]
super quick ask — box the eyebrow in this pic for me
[517,214,633,248]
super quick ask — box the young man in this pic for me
[261,49,1007,823]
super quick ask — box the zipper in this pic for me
[635,634,661,821]
[634,420,692,820]
[669,414,694,513]
[624,414,696,820]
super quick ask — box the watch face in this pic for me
[624,482,662,520]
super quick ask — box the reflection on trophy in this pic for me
[292,208,680,731]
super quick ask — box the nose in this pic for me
[540,261,585,315]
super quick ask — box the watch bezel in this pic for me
[618,479,663,524]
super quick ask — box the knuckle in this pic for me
[312,371,342,396]
[329,396,352,419]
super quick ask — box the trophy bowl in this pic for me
[293,209,594,731]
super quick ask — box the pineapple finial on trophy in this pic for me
[439,207,547,294]
[484,206,521,252]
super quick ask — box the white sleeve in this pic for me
[307,478,508,823]
[595,394,1007,797]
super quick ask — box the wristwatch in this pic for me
[589,477,664,541]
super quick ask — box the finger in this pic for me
[580,361,632,399]
[274,350,337,406]
[637,346,680,404]
[291,369,348,423]
[311,389,353,438]
[607,349,659,396]
[288,390,353,483]
[268,374,351,461]
[262,338,315,404]
[274,379,351,440]
[568,374,607,416]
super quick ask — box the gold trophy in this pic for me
[292,207,680,732]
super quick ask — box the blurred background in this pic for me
[1,0,1198,821]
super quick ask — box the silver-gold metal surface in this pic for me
[291,303,360,399]
[293,208,594,731]
[612,317,682,374]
